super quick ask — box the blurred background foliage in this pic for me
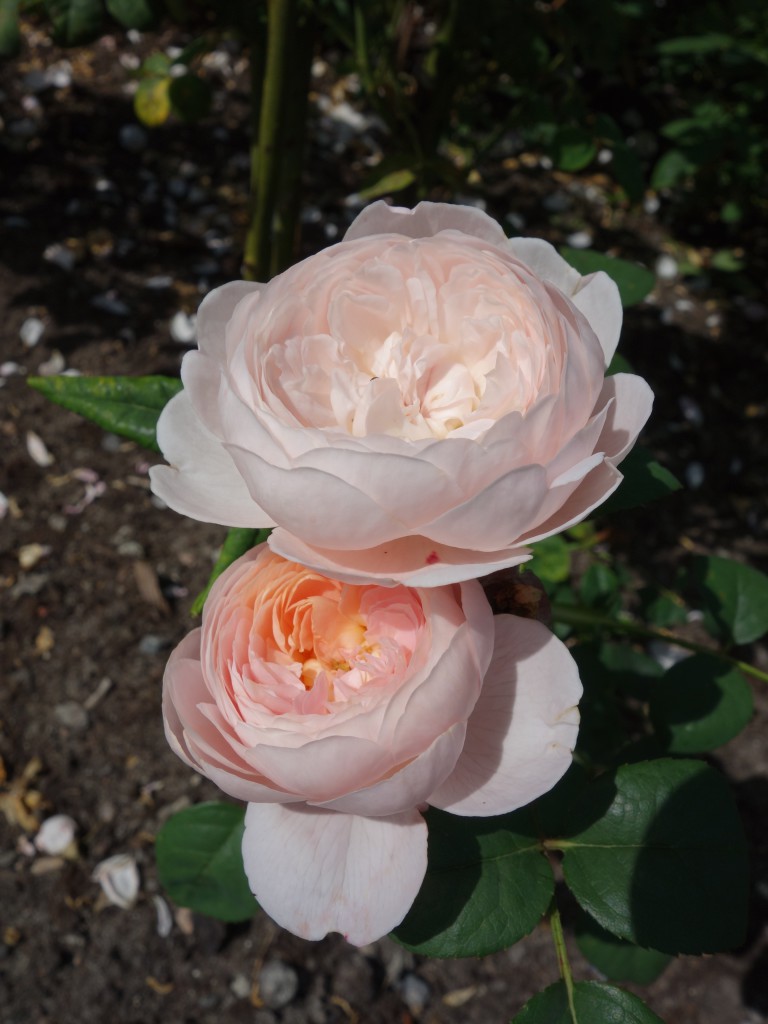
[3,0,767,236]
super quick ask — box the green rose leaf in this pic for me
[597,446,681,516]
[651,149,695,190]
[156,802,259,922]
[191,527,273,615]
[168,73,213,122]
[512,980,664,1023]
[106,0,160,30]
[28,374,181,453]
[527,535,572,585]
[649,654,753,753]
[551,126,597,172]
[0,0,20,57]
[571,643,662,764]
[560,248,655,307]
[44,0,103,44]
[392,808,553,957]
[558,759,748,954]
[688,554,768,645]
[359,167,417,201]
[574,908,672,985]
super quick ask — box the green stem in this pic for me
[243,0,299,281]
[550,903,578,1022]
[270,5,314,277]
[551,603,768,684]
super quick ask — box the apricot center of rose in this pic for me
[218,556,425,717]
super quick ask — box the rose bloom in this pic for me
[164,545,581,944]
[150,202,653,587]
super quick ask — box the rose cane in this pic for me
[163,545,581,944]
[150,201,652,586]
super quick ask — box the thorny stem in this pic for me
[551,602,768,685]
[549,902,578,1022]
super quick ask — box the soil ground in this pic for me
[2,22,768,1024]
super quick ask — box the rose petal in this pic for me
[268,529,533,588]
[163,631,299,804]
[507,237,622,366]
[343,200,509,247]
[149,390,274,528]
[429,615,581,815]
[312,722,466,816]
[196,281,262,358]
[242,803,427,945]
[595,373,655,463]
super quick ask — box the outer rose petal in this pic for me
[196,280,262,358]
[507,236,623,366]
[149,390,274,528]
[429,615,581,816]
[163,630,300,805]
[343,199,509,247]
[267,529,533,588]
[242,803,427,945]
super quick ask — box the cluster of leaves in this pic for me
[8,0,767,241]
[311,1,768,229]
[28,250,764,1022]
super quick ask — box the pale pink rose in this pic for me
[150,201,653,586]
[163,545,582,945]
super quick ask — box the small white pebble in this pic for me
[93,853,140,909]
[18,542,52,570]
[655,254,678,281]
[170,311,197,344]
[230,974,252,999]
[643,194,661,215]
[673,298,694,313]
[398,972,432,1015]
[43,243,75,272]
[258,960,299,1010]
[38,351,66,376]
[565,230,593,250]
[1,361,24,377]
[20,316,45,347]
[26,430,54,467]
[597,147,613,165]
[153,895,174,937]
[47,62,72,89]
[35,815,77,856]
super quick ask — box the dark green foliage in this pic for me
[512,980,665,1023]
[156,803,259,922]
[28,375,182,453]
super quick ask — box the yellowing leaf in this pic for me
[134,77,171,128]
